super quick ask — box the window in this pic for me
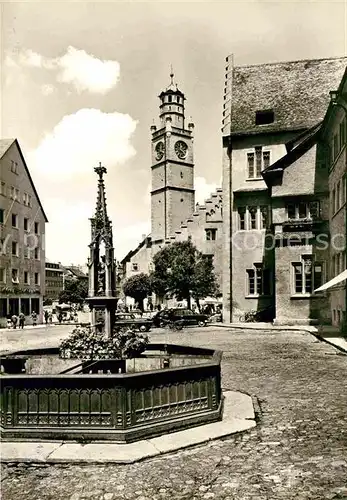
[249,207,257,229]
[11,161,18,174]
[34,247,39,259]
[332,189,336,214]
[9,186,19,200]
[24,271,29,284]
[247,147,271,178]
[238,206,270,230]
[180,171,183,178]
[286,201,320,219]
[260,206,269,229]
[206,229,217,241]
[23,192,31,206]
[333,133,339,160]
[238,208,246,230]
[255,147,262,177]
[292,256,324,294]
[204,255,214,266]
[247,153,255,178]
[24,218,29,231]
[0,208,4,224]
[247,265,270,296]
[0,268,5,283]
[336,180,341,210]
[263,151,270,169]
[12,268,19,283]
[0,181,5,196]
[168,95,172,102]
[11,214,18,228]
[339,119,346,152]
[24,246,30,259]
[342,175,346,206]
[11,241,18,256]
[34,273,39,285]
[255,110,275,125]
[132,263,138,271]
[34,222,39,234]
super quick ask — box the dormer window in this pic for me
[255,110,274,126]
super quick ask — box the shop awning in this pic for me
[314,269,347,292]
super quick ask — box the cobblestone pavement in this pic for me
[1,324,72,354]
[2,327,347,500]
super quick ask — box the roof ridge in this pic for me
[234,55,347,69]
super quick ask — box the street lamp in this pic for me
[330,90,347,114]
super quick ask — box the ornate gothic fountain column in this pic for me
[86,163,118,337]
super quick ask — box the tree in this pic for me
[191,254,218,311]
[123,273,152,312]
[150,240,217,309]
[58,278,88,306]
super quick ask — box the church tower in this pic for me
[150,71,195,243]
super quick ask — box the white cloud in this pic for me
[6,46,120,94]
[57,46,120,93]
[28,108,138,264]
[29,108,137,179]
[44,199,91,265]
[194,176,219,204]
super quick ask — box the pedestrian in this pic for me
[31,311,37,326]
[6,316,12,329]
[11,314,18,329]
[48,311,53,324]
[44,310,49,324]
[74,311,78,323]
[18,312,25,329]
[57,311,62,324]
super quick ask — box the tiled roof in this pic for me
[262,123,322,183]
[0,139,48,222]
[223,56,347,136]
[64,266,88,278]
[0,138,15,159]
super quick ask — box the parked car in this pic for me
[151,308,208,328]
[114,313,152,332]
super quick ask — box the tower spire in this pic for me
[166,65,177,91]
[92,162,112,246]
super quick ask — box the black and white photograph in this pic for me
[0,1,346,499]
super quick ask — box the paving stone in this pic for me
[2,326,347,500]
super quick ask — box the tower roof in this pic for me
[159,69,185,97]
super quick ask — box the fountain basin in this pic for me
[0,344,223,443]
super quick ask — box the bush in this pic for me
[60,324,149,360]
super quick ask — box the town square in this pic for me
[0,1,347,499]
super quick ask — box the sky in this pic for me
[1,0,346,265]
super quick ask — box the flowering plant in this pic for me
[60,324,149,360]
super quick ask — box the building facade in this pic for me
[44,262,64,302]
[121,75,223,301]
[0,139,47,326]
[222,56,347,324]
[320,68,347,331]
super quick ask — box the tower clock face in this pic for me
[155,141,165,161]
[175,140,188,159]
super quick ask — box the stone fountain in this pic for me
[86,163,118,336]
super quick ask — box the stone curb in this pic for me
[211,323,347,354]
[0,391,256,464]
[210,322,318,332]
